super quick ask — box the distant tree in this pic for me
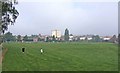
[76,37,80,42]
[31,35,38,38]
[3,32,15,42]
[110,35,117,43]
[52,35,56,42]
[92,35,101,42]
[12,36,16,41]
[96,35,101,42]
[64,28,69,41]
[85,37,87,41]
[38,37,41,41]
[46,37,49,42]
[17,35,21,42]
[1,0,19,34]
[38,37,45,42]
[23,35,28,41]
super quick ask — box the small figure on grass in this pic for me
[40,48,43,54]
[22,47,25,53]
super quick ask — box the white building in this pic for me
[69,34,74,41]
[80,37,86,40]
[51,30,61,38]
[87,37,92,40]
[103,36,112,41]
[103,37,111,41]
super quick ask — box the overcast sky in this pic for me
[7,0,118,36]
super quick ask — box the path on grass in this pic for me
[0,44,8,64]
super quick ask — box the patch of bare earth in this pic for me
[0,48,8,64]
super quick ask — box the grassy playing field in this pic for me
[2,42,118,71]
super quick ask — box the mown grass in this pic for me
[2,42,118,71]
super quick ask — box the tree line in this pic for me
[2,31,118,43]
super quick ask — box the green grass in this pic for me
[2,42,118,71]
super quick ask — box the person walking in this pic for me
[40,48,43,53]
[22,47,25,53]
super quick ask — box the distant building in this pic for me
[85,35,93,41]
[80,36,86,40]
[69,34,73,41]
[72,36,80,41]
[103,36,112,41]
[21,36,24,42]
[33,37,38,42]
[87,37,92,40]
[52,30,61,38]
